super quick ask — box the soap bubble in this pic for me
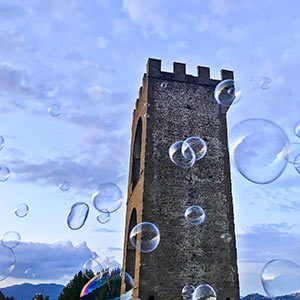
[169,141,195,168]
[260,77,272,90]
[294,154,300,174]
[0,245,16,282]
[80,269,134,299]
[1,231,21,249]
[261,259,300,298]
[92,182,123,213]
[182,137,207,161]
[220,233,232,242]
[294,121,300,138]
[0,136,4,152]
[214,79,241,106]
[130,222,160,253]
[160,82,168,88]
[82,258,103,279]
[182,285,195,300]
[24,268,36,278]
[144,113,150,118]
[229,118,289,184]
[284,143,300,164]
[185,206,205,226]
[15,203,29,218]
[97,209,110,224]
[67,202,89,230]
[193,284,217,300]
[48,104,61,117]
[59,181,70,191]
[0,165,10,182]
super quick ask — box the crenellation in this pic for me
[197,66,210,78]
[173,62,186,80]
[221,69,234,80]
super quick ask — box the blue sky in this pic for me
[0,0,300,296]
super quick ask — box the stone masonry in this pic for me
[122,58,240,300]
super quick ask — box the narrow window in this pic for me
[131,118,142,189]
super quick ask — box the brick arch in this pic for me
[131,117,142,189]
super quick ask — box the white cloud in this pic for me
[96,36,109,49]
[86,85,111,101]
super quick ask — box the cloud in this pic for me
[93,228,121,233]
[86,85,111,102]
[96,36,109,49]
[107,247,123,251]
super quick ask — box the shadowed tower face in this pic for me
[122,58,240,300]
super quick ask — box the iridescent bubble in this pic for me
[48,104,61,117]
[160,82,168,88]
[1,231,21,249]
[80,269,134,299]
[0,165,10,182]
[169,141,196,169]
[59,181,70,191]
[92,182,123,213]
[284,143,300,164]
[67,202,89,230]
[260,77,272,90]
[97,209,110,224]
[229,118,289,184]
[0,136,4,152]
[294,154,300,174]
[182,137,207,161]
[220,233,232,242]
[261,259,300,298]
[0,244,16,282]
[15,203,29,218]
[82,258,103,279]
[214,79,241,106]
[185,206,205,226]
[24,268,36,278]
[193,284,217,300]
[130,222,160,253]
[294,121,300,138]
[182,285,195,300]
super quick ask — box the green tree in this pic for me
[32,294,49,300]
[0,291,15,300]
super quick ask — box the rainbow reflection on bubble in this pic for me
[80,268,133,300]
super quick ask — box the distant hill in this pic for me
[241,293,300,300]
[0,283,64,300]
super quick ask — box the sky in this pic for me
[0,0,300,297]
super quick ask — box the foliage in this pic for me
[0,291,15,300]
[32,294,49,300]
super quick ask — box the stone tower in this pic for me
[122,58,240,300]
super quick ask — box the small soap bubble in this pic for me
[82,258,103,279]
[0,244,16,282]
[92,182,123,213]
[185,206,205,226]
[182,285,195,300]
[144,103,150,107]
[169,141,196,169]
[214,79,241,106]
[96,209,110,224]
[25,268,36,278]
[0,136,4,152]
[160,82,168,88]
[220,233,232,242]
[67,202,89,230]
[294,121,300,138]
[193,284,217,300]
[182,137,207,161]
[80,269,134,299]
[261,259,300,298]
[15,203,29,218]
[248,76,254,82]
[1,231,21,249]
[0,165,10,182]
[48,104,61,117]
[130,222,160,253]
[260,77,272,90]
[59,181,70,191]
[284,143,300,164]
[229,118,289,184]
[144,113,150,118]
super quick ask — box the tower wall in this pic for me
[122,58,240,300]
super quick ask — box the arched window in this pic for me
[148,296,155,300]
[125,208,137,278]
[131,118,142,189]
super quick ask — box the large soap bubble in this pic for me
[80,268,134,300]
[93,182,123,213]
[0,165,10,182]
[67,202,89,230]
[193,284,217,300]
[229,118,289,184]
[214,79,241,106]
[284,143,300,164]
[185,206,205,226]
[0,244,16,282]
[1,231,21,249]
[169,141,195,168]
[182,285,195,300]
[261,259,300,299]
[82,258,103,279]
[130,222,160,253]
[182,137,207,161]
[15,203,29,218]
